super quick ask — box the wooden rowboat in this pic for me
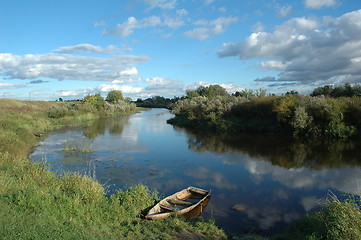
[145,186,210,220]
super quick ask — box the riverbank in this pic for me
[0,99,225,239]
[168,94,361,140]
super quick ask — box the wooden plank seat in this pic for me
[167,199,194,206]
[159,204,174,211]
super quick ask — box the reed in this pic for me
[64,139,93,153]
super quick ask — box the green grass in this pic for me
[0,99,226,239]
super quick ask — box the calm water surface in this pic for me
[30,109,361,236]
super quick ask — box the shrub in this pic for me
[106,90,124,103]
[272,95,298,124]
[172,95,247,122]
[291,106,313,135]
[47,103,97,119]
[84,93,106,110]
[47,104,67,118]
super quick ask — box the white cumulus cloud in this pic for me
[0,51,148,82]
[218,9,361,88]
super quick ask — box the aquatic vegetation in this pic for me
[64,139,93,153]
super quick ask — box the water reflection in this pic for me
[30,109,361,236]
[180,129,361,169]
[180,130,361,195]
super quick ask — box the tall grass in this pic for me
[0,99,226,239]
[269,194,361,240]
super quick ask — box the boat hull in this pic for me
[145,186,210,220]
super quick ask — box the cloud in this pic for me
[96,84,143,94]
[143,77,185,97]
[222,153,361,196]
[204,0,215,5]
[94,20,106,27]
[0,52,148,82]
[301,196,319,211]
[254,76,277,82]
[176,9,188,17]
[28,79,49,84]
[259,61,290,71]
[0,82,27,89]
[252,22,265,32]
[243,205,300,230]
[218,9,361,88]
[58,76,247,100]
[218,7,227,13]
[54,76,187,100]
[103,17,138,38]
[0,92,16,98]
[54,44,118,54]
[103,13,185,38]
[184,17,238,40]
[187,81,244,94]
[118,67,139,77]
[144,0,177,10]
[184,166,237,189]
[56,90,81,97]
[304,0,338,9]
[56,84,143,99]
[277,5,292,18]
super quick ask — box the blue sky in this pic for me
[1,0,361,100]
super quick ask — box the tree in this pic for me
[124,97,132,103]
[207,85,229,98]
[232,89,255,99]
[106,90,124,103]
[196,85,228,98]
[84,93,105,110]
[311,83,361,98]
[186,90,199,99]
[311,85,333,97]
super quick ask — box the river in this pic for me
[30,108,361,236]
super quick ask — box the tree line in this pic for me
[167,84,361,139]
[50,84,361,139]
[134,96,178,108]
[311,83,361,98]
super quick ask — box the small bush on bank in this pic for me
[272,195,361,240]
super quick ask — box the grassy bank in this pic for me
[0,99,225,239]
